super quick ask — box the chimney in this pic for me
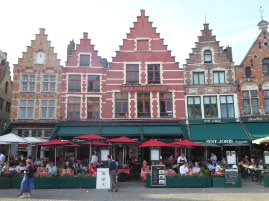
[67,40,75,59]
[83,32,88,39]
[140,9,145,17]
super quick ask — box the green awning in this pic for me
[101,126,140,137]
[190,123,250,144]
[143,125,182,137]
[243,123,269,140]
[56,126,100,137]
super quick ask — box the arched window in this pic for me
[204,50,212,63]
[35,51,45,65]
[245,67,251,77]
[5,81,8,94]
[263,58,269,75]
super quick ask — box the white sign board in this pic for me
[264,151,269,165]
[151,149,160,161]
[96,168,110,189]
[101,149,109,161]
[226,151,236,165]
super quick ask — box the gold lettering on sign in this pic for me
[248,117,262,121]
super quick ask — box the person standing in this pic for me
[0,152,5,165]
[177,153,187,167]
[19,159,34,199]
[90,152,98,166]
[210,153,217,166]
[107,155,118,192]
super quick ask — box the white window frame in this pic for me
[20,75,36,92]
[19,100,35,119]
[40,100,56,119]
[42,75,57,92]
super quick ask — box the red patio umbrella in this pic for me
[107,137,139,165]
[73,134,107,161]
[170,140,203,147]
[63,142,80,147]
[37,140,70,164]
[138,140,169,147]
[82,141,108,146]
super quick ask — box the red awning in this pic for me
[73,134,106,141]
[82,141,109,146]
[37,140,69,146]
[170,140,203,147]
[138,140,168,147]
[107,137,138,144]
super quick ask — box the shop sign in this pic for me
[151,165,166,187]
[120,85,167,92]
[225,169,238,185]
[240,115,269,122]
[206,140,234,144]
[96,168,110,189]
[189,118,236,124]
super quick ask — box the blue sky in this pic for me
[0,0,268,73]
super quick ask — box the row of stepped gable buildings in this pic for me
[1,10,269,158]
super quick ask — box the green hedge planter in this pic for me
[264,173,269,187]
[212,173,242,188]
[0,177,11,189]
[146,174,212,188]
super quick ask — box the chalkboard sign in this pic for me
[151,165,166,187]
[225,169,237,185]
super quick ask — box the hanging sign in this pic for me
[151,165,166,187]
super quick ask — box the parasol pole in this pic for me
[123,145,125,166]
[55,146,56,166]
[8,143,11,163]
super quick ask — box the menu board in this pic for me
[150,148,160,161]
[264,151,269,165]
[226,151,236,165]
[225,169,238,185]
[151,165,166,187]
[96,168,110,189]
[101,149,109,161]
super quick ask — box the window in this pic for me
[67,97,80,120]
[19,100,34,119]
[115,92,128,118]
[243,91,259,115]
[42,75,56,92]
[213,71,225,84]
[204,50,212,63]
[0,98,3,110]
[148,64,160,84]
[35,51,45,64]
[88,75,100,92]
[21,75,35,92]
[68,75,81,92]
[204,96,218,118]
[80,55,90,66]
[5,81,8,94]
[193,72,205,85]
[5,101,10,113]
[263,58,269,75]
[220,96,235,118]
[187,97,201,119]
[264,91,269,114]
[245,67,251,77]
[126,64,139,85]
[137,93,150,118]
[160,92,173,118]
[41,100,55,119]
[87,97,100,120]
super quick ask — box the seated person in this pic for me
[215,161,221,173]
[142,160,149,172]
[16,162,25,173]
[74,162,82,175]
[48,162,57,176]
[192,162,201,174]
[62,161,74,175]
[89,162,97,175]
[37,162,46,173]
[2,162,11,172]
[248,162,256,169]
[188,160,194,169]
[34,158,42,167]
[179,162,189,175]
[207,161,214,172]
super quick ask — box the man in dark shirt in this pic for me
[107,155,118,192]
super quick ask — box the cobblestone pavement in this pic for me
[0,181,269,201]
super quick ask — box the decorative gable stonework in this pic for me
[11,28,62,123]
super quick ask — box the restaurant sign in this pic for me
[120,85,168,92]
[206,140,234,144]
[240,115,269,122]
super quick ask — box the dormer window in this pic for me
[35,51,45,64]
[245,67,251,77]
[204,50,212,63]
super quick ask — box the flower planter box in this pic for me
[34,177,57,189]
[146,175,212,188]
[264,173,269,187]
[212,173,242,188]
[0,177,11,189]
[75,177,96,188]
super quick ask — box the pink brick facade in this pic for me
[61,10,185,121]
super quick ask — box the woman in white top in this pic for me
[192,162,201,174]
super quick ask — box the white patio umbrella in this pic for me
[0,133,29,162]
[24,137,47,144]
[253,137,269,145]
